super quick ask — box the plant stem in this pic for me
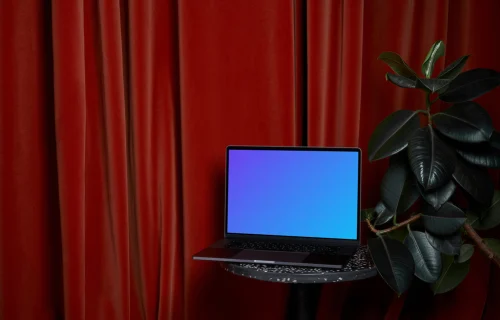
[366,213,422,235]
[464,223,500,269]
[425,92,432,125]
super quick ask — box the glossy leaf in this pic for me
[432,254,471,294]
[426,231,462,255]
[433,102,493,143]
[417,78,451,93]
[368,110,421,161]
[490,131,500,150]
[385,73,417,89]
[438,55,470,80]
[408,127,456,190]
[422,202,466,236]
[422,40,445,79]
[419,180,456,210]
[456,244,474,263]
[378,52,418,79]
[368,237,415,295]
[404,230,442,283]
[453,157,494,206]
[470,190,500,230]
[387,228,409,243]
[457,149,500,168]
[374,201,395,226]
[380,156,419,214]
[484,238,500,257]
[439,68,500,103]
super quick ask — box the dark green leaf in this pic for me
[456,244,474,263]
[404,230,442,283]
[439,68,500,103]
[432,254,470,294]
[484,238,500,257]
[386,73,417,89]
[378,52,418,79]
[453,157,494,206]
[490,131,500,150]
[422,41,445,79]
[368,237,415,295]
[470,190,500,230]
[433,102,493,143]
[419,180,456,210]
[416,78,451,93]
[387,228,409,243]
[438,55,470,80]
[457,149,500,168]
[408,127,456,190]
[422,202,466,236]
[426,231,462,255]
[465,211,479,225]
[380,155,419,214]
[368,110,421,161]
[374,201,395,226]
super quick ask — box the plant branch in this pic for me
[366,213,422,235]
[431,96,440,104]
[425,92,432,125]
[464,223,500,269]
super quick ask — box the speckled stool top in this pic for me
[222,246,377,284]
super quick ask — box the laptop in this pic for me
[193,146,361,268]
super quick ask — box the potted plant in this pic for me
[364,40,500,295]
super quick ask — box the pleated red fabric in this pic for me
[308,1,500,319]
[1,0,500,319]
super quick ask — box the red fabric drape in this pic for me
[308,1,500,319]
[2,0,500,319]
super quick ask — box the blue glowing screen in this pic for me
[226,148,359,240]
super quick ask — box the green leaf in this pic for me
[470,190,500,230]
[490,131,500,150]
[422,41,445,78]
[408,127,456,190]
[374,201,395,226]
[426,231,462,255]
[417,78,451,93]
[368,237,415,295]
[380,155,419,214]
[387,228,409,243]
[432,254,470,294]
[484,238,500,256]
[453,157,494,207]
[457,148,500,168]
[361,208,375,221]
[404,230,442,283]
[379,52,418,79]
[438,55,470,80]
[419,180,456,210]
[439,68,500,103]
[433,102,494,143]
[456,244,474,263]
[422,202,466,236]
[368,110,421,161]
[386,73,417,89]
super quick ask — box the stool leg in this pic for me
[285,283,322,320]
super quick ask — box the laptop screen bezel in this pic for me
[224,146,361,246]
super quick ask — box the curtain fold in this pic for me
[307,0,500,319]
[2,0,500,319]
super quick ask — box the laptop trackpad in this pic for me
[233,250,309,263]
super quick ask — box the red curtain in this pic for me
[1,0,500,319]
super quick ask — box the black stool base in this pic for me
[286,283,322,320]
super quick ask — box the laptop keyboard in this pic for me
[226,240,345,256]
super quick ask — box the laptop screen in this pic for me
[225,147,360,241]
